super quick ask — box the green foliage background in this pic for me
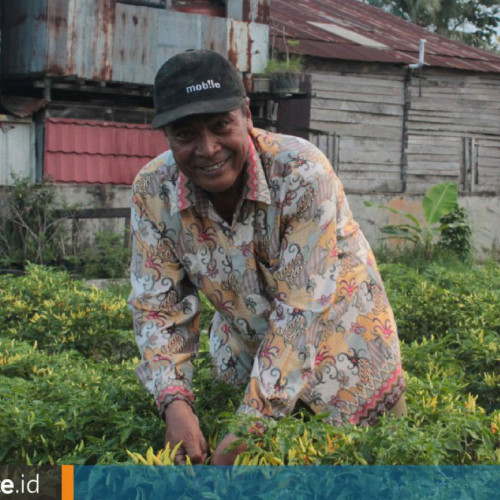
[367,0,500,51]
[0,263,498,465]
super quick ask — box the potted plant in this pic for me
[264,52,303,94]
[259,34,303,94]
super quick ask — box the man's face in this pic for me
[164,100,253,194]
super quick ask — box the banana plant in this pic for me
[364,182,459,259]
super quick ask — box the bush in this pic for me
[0,177,72,268]
[437,205,473,260]
[0,177,130,279]
[0,339,160,465]
[0,264,498,466]
[81,231,131,279]
[0,264,135,361]
[380,262,499,411]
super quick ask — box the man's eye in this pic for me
[214,120,230,131]
[175,130,193,140]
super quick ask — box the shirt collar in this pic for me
[173,133,271,214]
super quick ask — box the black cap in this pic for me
[152,50,247,129]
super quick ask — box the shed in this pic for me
[264,0,500,197]
[0,0,270,186]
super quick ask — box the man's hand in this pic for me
[210,433,247,465]
[164,400,208,464]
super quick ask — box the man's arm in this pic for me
[164,400,208,464]
[130,177,205,462]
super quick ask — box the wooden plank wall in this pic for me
[405,69,500,194]
[474,138,500,194]
[308,68,406,194]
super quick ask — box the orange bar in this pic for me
[61,465,74,500]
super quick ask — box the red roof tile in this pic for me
[44,118,168,185]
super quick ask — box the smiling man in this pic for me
[129,50,407,465]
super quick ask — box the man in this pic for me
[129,50,407,465]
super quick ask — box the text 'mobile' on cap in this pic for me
[152,50,247,129]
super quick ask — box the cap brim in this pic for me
[152,96,244,129]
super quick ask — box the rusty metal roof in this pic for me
[270,0,500,72]
[44,118,167,185]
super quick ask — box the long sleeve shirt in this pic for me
[129,128,405,425]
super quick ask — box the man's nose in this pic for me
[195,129,220,157]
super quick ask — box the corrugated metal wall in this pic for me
[1,0,116,79]
[66,0,115,80]
[2,0,49,76]
[1,0,269,83]
[113,3,268,84]
[0,121,36,185]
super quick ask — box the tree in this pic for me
[366,0,500,50]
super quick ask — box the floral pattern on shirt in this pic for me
[130,128,406,425]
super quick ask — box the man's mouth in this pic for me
[198,158,229,172]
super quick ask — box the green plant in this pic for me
[437,205,473,259]
[80,231,131,279]
[0,176,74,268]
[0,263,135,361]
[263,54,303,74]
[380,261,500,411]
[365,182,462,259]
[1,263,499,466]
[266,30,303,74]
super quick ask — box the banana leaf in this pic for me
[423,182,458,226]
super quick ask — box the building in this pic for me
[261,0,500,254]
[0,0,269,243]
[1,0,499,254]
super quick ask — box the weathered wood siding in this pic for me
[308,67,406,194]
[306,64,500,195]
[405,69,500,194]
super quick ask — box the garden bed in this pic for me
[1,263,498,465]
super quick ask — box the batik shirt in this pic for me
[130,128,406,426]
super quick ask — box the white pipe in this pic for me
[409,39,426,69]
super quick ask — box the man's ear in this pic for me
[244,97,253,132]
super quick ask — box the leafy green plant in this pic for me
[63,231,131,279]
[0,339,160,465]
[81,231,131,279]
[437,205,473,259]
[263,54,303,74]
[0,176,75,268]
[0,263,135,361]
[265,32,303,76]
[365,182,461,259]
[1,263,499,466]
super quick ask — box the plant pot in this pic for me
[271,73,300,94]
[252,76,271,93]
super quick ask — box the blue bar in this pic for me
[74,466,500,499]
